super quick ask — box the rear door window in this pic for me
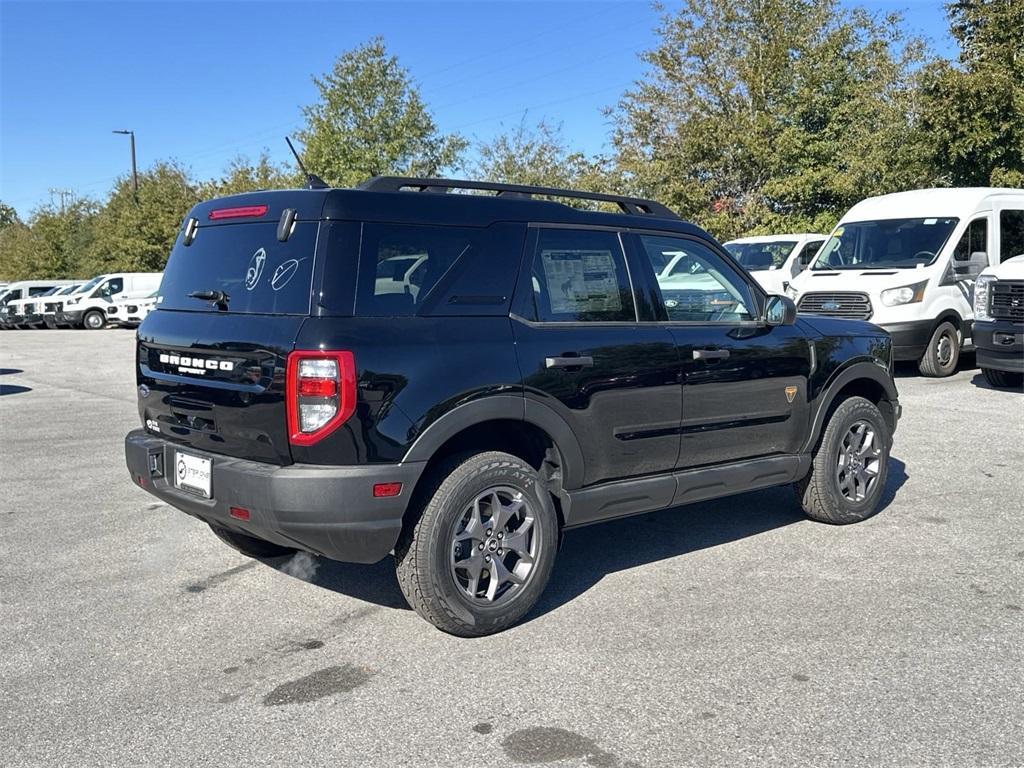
[530,228,636,322]
[159,222,318,314]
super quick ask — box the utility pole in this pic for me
[112,129,138,199]
[48,188,74,213]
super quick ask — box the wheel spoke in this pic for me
[502,518,533,558]
[487,555,515,599]
[857,428,875,457]
[460,500,485,542]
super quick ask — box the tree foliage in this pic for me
[0,199,97,280]
[84,162,200,275]
[297,38,466,187]
[200,153,302,198]
[610,0,927,239]
[472,118,619,207]
[915,0,1024,186]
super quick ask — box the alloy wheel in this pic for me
[835,420,882,502]
[449,486,539,605]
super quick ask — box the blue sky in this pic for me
[1,0,955,217]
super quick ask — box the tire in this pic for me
[918,320,960,377]
[208,523,297,559]
[395,451,559,637]
[82,310,106,330]
[795,396,891,525]
[982,367,1024,389]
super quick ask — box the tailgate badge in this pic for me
[159,352,235,375]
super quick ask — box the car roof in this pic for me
[188,185,713,241]
[840,188,1024,223]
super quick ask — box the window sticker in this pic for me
[541,249,622,314]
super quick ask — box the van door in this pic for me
[943,214,991,327]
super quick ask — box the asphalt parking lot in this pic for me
[1,329,1022,768]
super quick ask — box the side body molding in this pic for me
[401,395,587,490]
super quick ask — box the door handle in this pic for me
[692,348,730,361]
[545,355,595,369]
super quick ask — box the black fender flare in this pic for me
[803,360,898,453]
[401,395,586,490]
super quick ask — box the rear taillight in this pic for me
[286,350,356,446]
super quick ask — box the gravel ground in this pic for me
[1,328,1022,768]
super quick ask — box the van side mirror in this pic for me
[953,251,987,277]
[765,294,797,326]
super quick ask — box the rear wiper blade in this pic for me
[189,289,230,310]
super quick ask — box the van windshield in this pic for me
[724,240,797,271]
[812,218,959,270]
[75,276,104,295]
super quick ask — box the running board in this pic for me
[562,454,811,528]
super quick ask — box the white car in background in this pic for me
[722,234,828,295]
[105,292,158,327]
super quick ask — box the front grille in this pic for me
[990,281,1024,322]
[798,292,873,320]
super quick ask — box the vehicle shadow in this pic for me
[0,368,24,375]
[970,372,1023,392]
[0,384,32,396]
[270,456,908,623]
[528,455,908,623]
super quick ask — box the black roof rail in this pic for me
[357,176,679,219]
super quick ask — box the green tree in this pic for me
[297,38,466,187]
[610,0,926,240]
[201,152,302,198]
[85,162,200,274]
[0,202,20,232]
[0,199,97,280]
[472,118,622,209]
[915,0,1024,186]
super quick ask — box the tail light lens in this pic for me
[286,350,356,446]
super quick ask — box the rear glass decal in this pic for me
[271,259,301,291]
[245,248,266,291]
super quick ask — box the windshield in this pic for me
[724,240,797,271]
[74,276,104,295]
[813,218,959,270]
[58,284,82,295]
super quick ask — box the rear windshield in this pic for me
[159,221,317,314]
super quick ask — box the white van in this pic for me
[972,254,1024,388]
[0,280,77,329]
[58,272,162,330]
[787,188,1024,376]
[723,233,827,295]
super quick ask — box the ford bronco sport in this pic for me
[125,177,901,636]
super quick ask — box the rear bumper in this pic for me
[974,320,1024,373]
[125,430,426,564]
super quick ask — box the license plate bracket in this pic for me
[174,451,212,498]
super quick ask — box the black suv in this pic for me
[125,177,901,636]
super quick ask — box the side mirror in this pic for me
[765,294,797,326]
[953,251,987,277]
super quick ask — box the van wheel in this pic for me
[208,523,297,559]
[795,396,891,525]
[395,451,558,637]
[918,321,959,377]
[982,368,1024,389]
[83,310,106,330]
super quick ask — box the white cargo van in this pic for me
[0,280,77,329]
[723,233,827,295]
[58,272,162,330]
[787,188,1024,376]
